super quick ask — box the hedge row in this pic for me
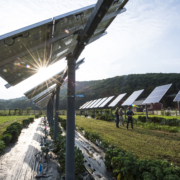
[75,125,180,180]
[138,116,180,126]
[84,114,115,121]
[0,118,34,154]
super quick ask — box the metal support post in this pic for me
[50,95,54,127]
[47,102,49,123]
[101,109,102,115]
[48,101,51,125]
[124,106,126,119]
[48,102,51,124]
[54,86,60,141]
[178,101,180,116]
[145,104,148,120]
[65,56,76,180]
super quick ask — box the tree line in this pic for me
[1,73,180,110]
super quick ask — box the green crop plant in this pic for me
[0,140,5,153]
[1,133,12,145]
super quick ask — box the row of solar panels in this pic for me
[24,58,85,109]
[0,1,126,88]
[79,84,179,109]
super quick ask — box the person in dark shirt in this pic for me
[115,107,120,128]
[126,107,134,130]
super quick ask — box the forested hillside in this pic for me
[1,73,180,110]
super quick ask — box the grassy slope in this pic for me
[60,115,180,166]
[0,116,34,138]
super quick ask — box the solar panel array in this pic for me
[108,93,126,107]
[99,96,114,108]
[122,89,144,106]
[86,99,97,109]
[79,102,89,109]
[90,98,102,108]
[143,84,172,104]
[94,97,107,108]
[36,93,52,109]
[24,58,84,100]
[83,101,93,109]
[24,58,84,109]
[173,91,180,102]
[0,2,126,88]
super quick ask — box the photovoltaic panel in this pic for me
[90,98,102,108]
[173,91,180,102]
[0,18,54,87]
[87,100,97,108]
[36,93,52,106]
[79,102,89,109]
[0,4,101,87]
[82,101,93,109]
[32,85,56,102]
[0,0,127,88]
[94,97,107,108]
[24,58,84,99]
[99,96,114,108]
[143,84,172,104]
[108,93,126,107]
[89,99,99,108]
[122,89,144,106]
[85,101,95,109]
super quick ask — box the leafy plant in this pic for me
[22,119,31,127]
[3,122,22,142]
[1,133,12,145]
[35,114,39,118]
[0,140,6,153]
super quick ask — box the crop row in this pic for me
[0,117,34,154]
[75,125,180,180]
[49,117,85,180]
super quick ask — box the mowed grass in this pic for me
[0,116,34,138]
[60,115,180,166]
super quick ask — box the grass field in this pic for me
[133,114,180,120]
[60,115,180,166]
[0,115,34,138]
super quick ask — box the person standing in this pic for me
[126,107,134,130]
[115,107,120,128]
[119,108,124,126]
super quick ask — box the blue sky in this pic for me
[0,0,180,99]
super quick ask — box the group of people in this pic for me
[115,107,134,129]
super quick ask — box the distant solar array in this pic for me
[79,84,175,110]
[94,97,107,108]
[99,96,114,108]
[90,98,102,108]
[89,99,99,108]
[108,93,126,107]
[85,100,96,109]
[173,91,180,102]
[143,84,172,104]
[122,89,144,106]
[79,102,89,109]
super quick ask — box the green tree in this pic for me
[26,107,32,115]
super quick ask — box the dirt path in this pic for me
[0,118,60,180]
